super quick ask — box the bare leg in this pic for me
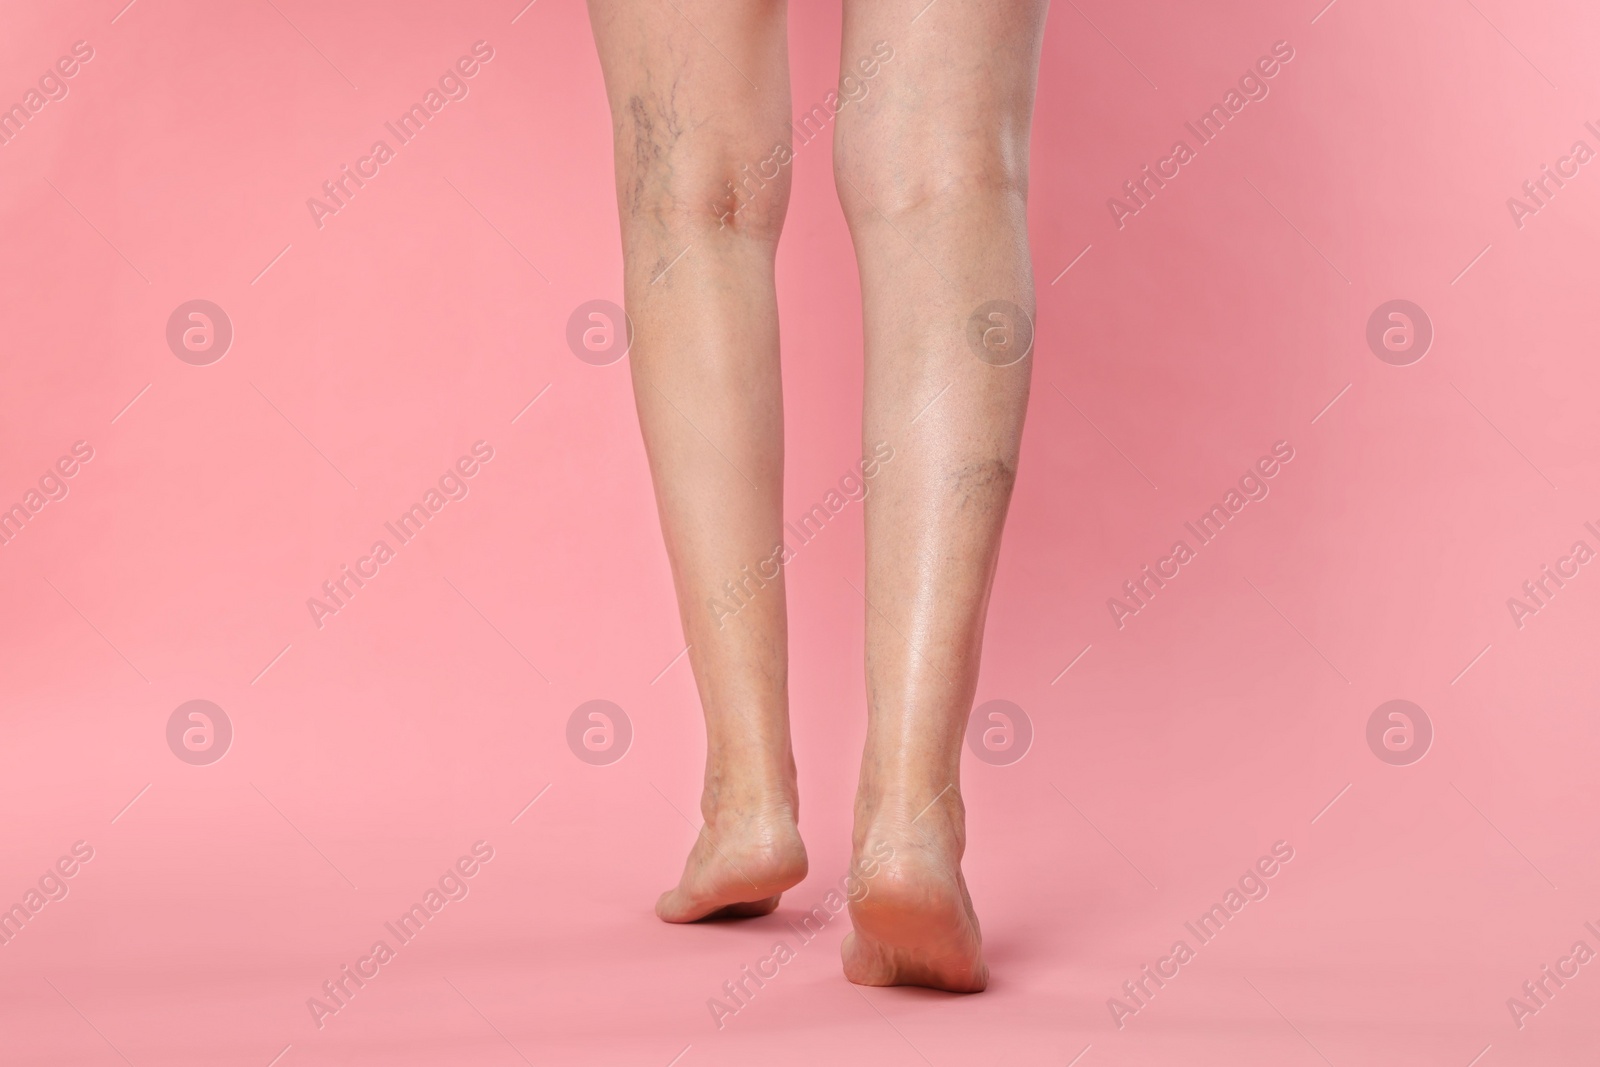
[834,0,1048,989]
[587,0,807,922]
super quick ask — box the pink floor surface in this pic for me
[3,0,1600,1064]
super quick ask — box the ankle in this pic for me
[700,779,799,829]
[702,743,797,812]
[855,776,963,826]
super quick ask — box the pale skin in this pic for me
[587,0,1047,991]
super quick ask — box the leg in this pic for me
[833,0,1048,989]
[587,0,806,921]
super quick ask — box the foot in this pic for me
[842,789,988,992]
[656,800,807,923]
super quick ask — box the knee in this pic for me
[833,132,1028,228]
[702,149,794,240]
[612,91,791,243]
[632,154,791,243]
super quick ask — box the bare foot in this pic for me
[656,797,807,923]
[842,789,987,992]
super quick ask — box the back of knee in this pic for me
[613,94,792,243]
[702,151,793,240]
[834,137,1028,226]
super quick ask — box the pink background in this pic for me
[3,0,1599,1063]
